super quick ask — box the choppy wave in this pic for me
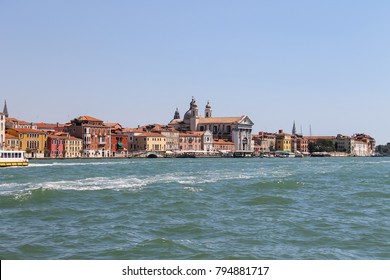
[1,157,390,260]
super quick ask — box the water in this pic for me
[1,157,390,259]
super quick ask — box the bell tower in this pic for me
[190,97,199,131]
[205,101,212,118]
[3,100,9,118]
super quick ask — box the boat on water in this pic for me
[0,150,29,167]
[275,151,296,158]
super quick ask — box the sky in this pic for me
[1,0,389,144]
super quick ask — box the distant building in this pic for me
[64,116,111,157]
[123,127,144,153]
[296,135,309,154]
[353,133,375,156]
[179,132,202,152]
[36,122,65,133]
[133,132,166,152]
[64,136,83,158]
[4,133,21,151]
[253,132,276,154]
[168,98,254,156]
[6,128,48,158]
[334,134,352,153]
[6,118,37,130]
[275,130,293,152]
[47,134,67,158]
[105,123,128,157]
[213,139,235,153]
[145,124,180,152]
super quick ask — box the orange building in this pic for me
[64,116,111,157]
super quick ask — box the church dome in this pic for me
[183,109,192,123]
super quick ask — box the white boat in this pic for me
[0,150,29,167]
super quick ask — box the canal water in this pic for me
[1,157,389,259]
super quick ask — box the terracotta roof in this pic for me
[6,118,32,125]
[198,116,243,124]
[6,117,19,122]
[137,132,166,137]
[104,123,122,129]
[123,128,144,133]
[305,136,336,140]
[213,139,234,145]
[5,133,18,139]
[69,136,82,141]
[8,128,46,134]
[48,135,68,139]
[36,122,64,129]
[76,116,103,122]
[179,133,202,137]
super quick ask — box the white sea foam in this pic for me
[28,161,129,168]
[35,176,148,191]
[183,187,203,192]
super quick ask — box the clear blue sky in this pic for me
[1,1,389,144]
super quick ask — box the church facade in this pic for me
[168,98,254,155]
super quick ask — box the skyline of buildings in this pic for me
[0,98,378,158]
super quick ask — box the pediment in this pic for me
[239,116,254,126]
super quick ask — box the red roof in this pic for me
[8,128,46,134]
[138,132,166,137]
[76,116,103,122]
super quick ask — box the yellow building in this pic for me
[5,133,22,151]
[134,133,166,152]
[64,136,83,158]
[6,128,48,158]
[275,130,292,152]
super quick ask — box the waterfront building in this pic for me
[353,133,376,156]
[6,128,48,158]
[133,132,166,152]
[143,124,181,152]
[296,135,309,154]
[253,132,276,154]
[161,129,180,152]
[4,133,22,151]
[123,127,144,152]
[353,140,369,157]
[275,130,293,152]
[105,123,129,157]
[0,112,5,150]
[168,98,254,156]
[179,132,202,152]
[64,116,111,157]
[47,134,66,158]
[334,134,352,153]
[64,136,83,158]
[201,130,214,152]
[213,139,235,153]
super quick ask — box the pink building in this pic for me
[47,134,67,158]
[179,133,202,151]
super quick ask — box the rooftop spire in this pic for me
[3,100,8,117]
[292,120,296,135]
